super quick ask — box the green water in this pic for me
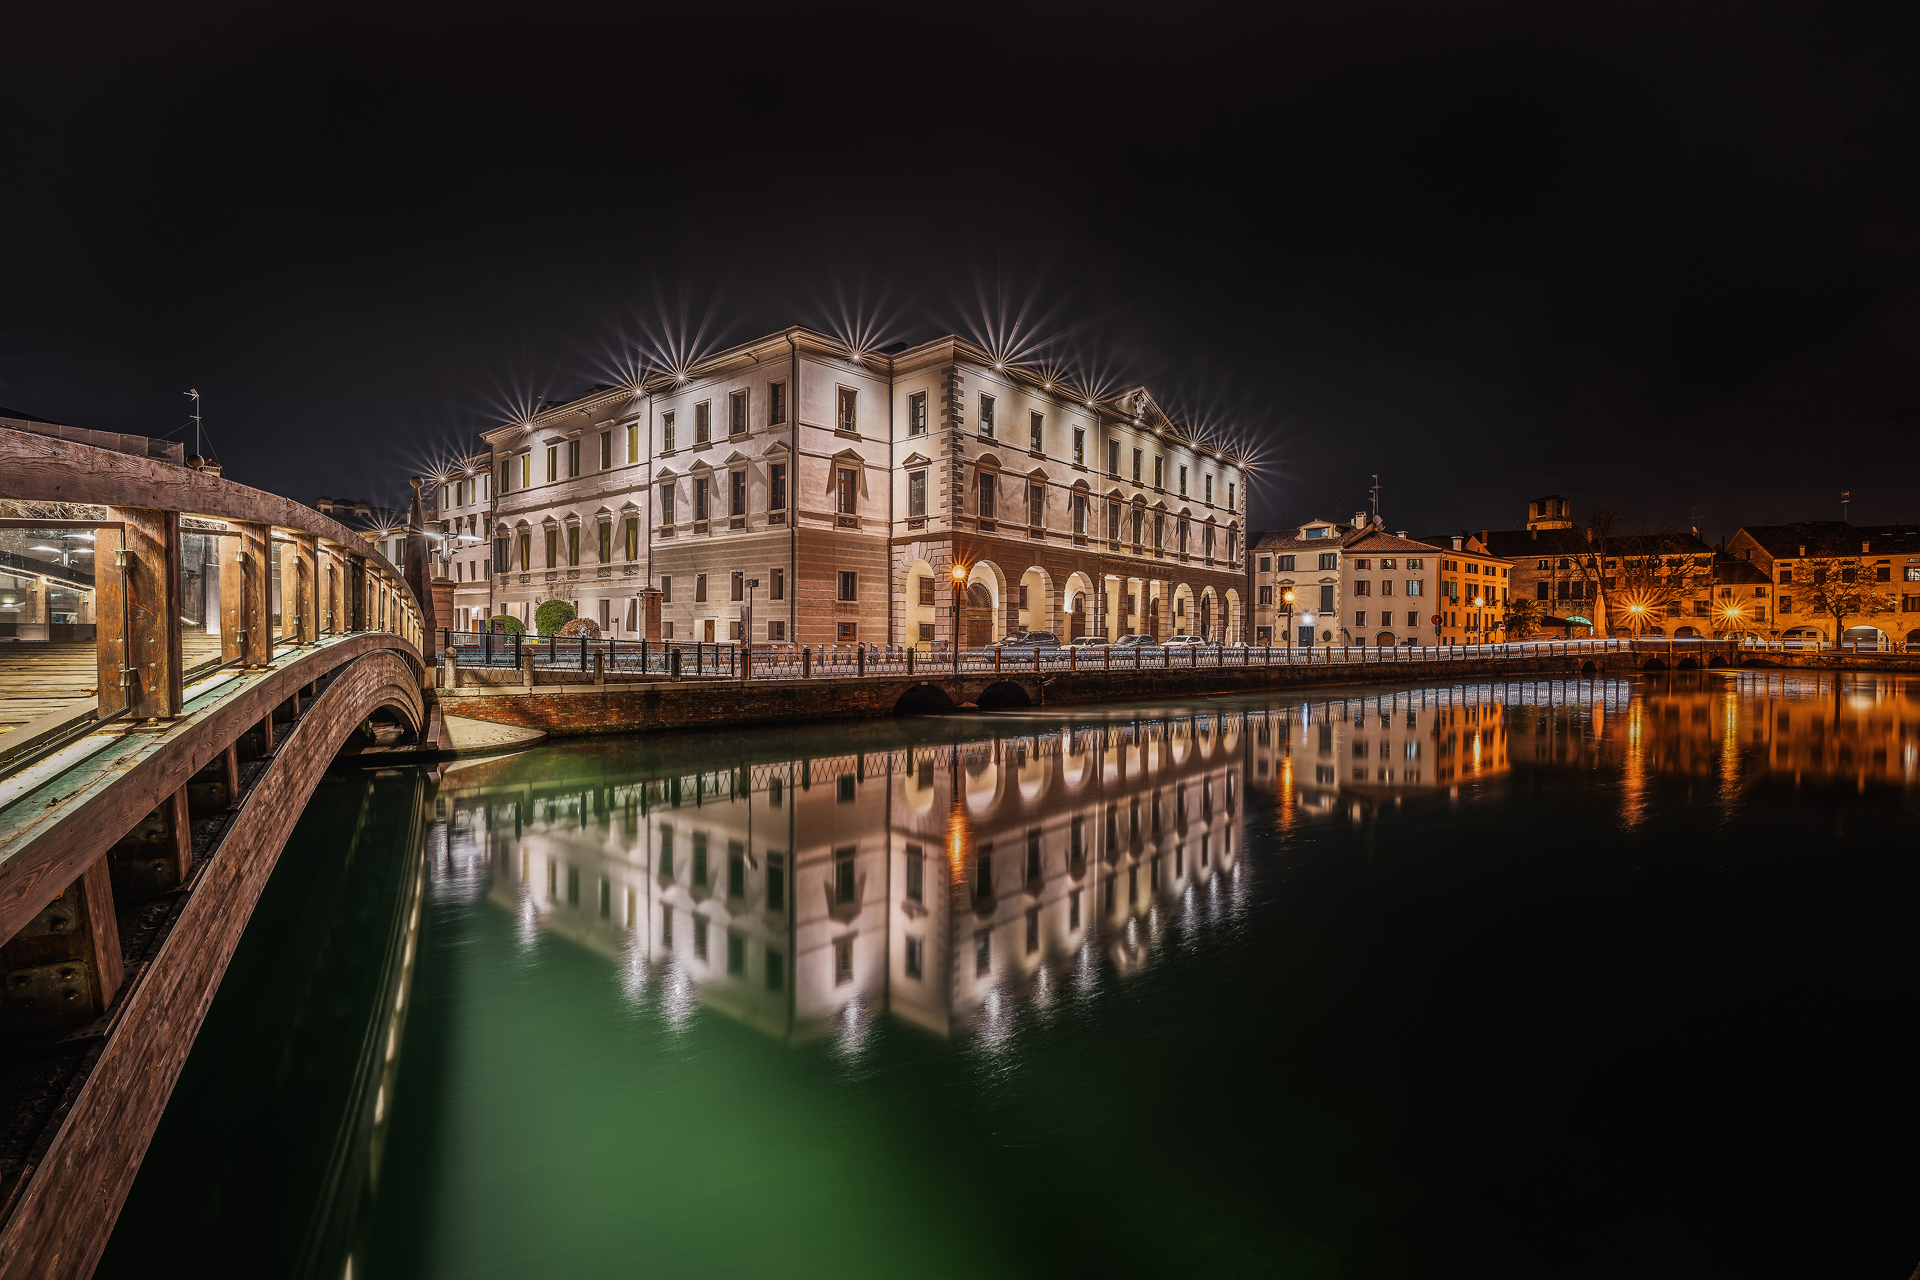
[100,673,1920,1278]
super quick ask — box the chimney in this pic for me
[1396,530,1407,539]
[1355,510,1368,528]
[1451,536,1462,551]
[1480,529,1489,548]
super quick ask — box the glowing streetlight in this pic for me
[950,561,970,671]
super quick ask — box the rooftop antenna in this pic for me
[1369,474,1381,526]
[1841,490,1850,523]
[185,389,202,459]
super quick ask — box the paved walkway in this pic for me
[441,712,546,755]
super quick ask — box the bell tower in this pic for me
[1526,494,1573,531]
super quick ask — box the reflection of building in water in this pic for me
[1492,673,1920,794]
[1251,686,1513,819]
[436,714,1251,1042]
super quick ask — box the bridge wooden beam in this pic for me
[219,520,271,668]
[98,507,182,721]
[291,533,317,645]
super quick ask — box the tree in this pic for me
[1787,556,1897,644]
[1502,597,1547,640]
[485,614,525,635]
[534,598,576,636]
[1563,508,1710,635]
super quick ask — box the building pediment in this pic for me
[900,451,933,467]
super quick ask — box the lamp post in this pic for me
[744,578,759,679]
[951,560,968,672]
[1281,587,1294,651]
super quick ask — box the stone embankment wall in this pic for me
[437,651,1640,737]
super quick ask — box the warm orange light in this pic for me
[1282,588,1295,604]
[951,562,968,584]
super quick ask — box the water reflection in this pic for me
[432,671,1919,1049]
[436,710,1248,1044]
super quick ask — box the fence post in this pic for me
[802,645,812,678]
[580,634,588,671]
[670,647,682,680]
[857,644,866,677]
[1034,645,1041,674]
[908,647,915,676]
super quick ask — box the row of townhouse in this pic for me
[1246,492,1920,646]
[1245,512,1512,647]
[429,327,1249,646]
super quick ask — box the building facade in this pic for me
[1248,516,1360,645]
[442,327,1248,646]
[1726,521,1920,646]
[1336,528,1444,645]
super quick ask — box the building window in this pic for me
[1029,412,1044,451]
[695,573,707,603]
[838,570,857,601]
[905,845,924,901]
[979,393,995,438]
[729,389,747,435]
[567,524,579,567]
[662,412,676,452]
[835,936,853,985]
[626,422,638,464]
[731,571,744,602]
[1179,464,1188,496]
[694,475,710,520]
[1132,448,1142,483]
[1154,457,1164,489]
[599,431,612,470]
[908,390,926,435]
[837,387,857,432]
[770,567,784,600]
[917,575,935,605]
[1107,500,1121,539]
[769,381,786,425]
[1028,482,1044,527]
[661,575,672,603]
[1073,427,1085,465]
[1205,475,1213,504]
[834,846,856,901]
[769,462,787,512]
[1318,552,1337,571]
[545,445,557,484]
[1407,579,1423,596]
[695,401,711,444]
[1072,494,1087,534]
[1259,585,1272,605]
[837,467,857,515]
[1108,440,1119,473]
[768,620,786,640]
[837,622,857,641]
[624,517,638,561]
[905,937,923,979]
[1354,580,1371,596]
[979,473,996,520]
[908,469,927,517]
[544,526,557,568]
[567,438,580,478]
[730,470,746,517]
[1355,610,1367,627]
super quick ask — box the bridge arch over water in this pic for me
[0,422,434,1279]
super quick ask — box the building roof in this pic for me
[1481,527,1713,559]
[1733,521,1920,559]
[1251,520,1361,552]
[1343,529,1448,555]
[1713,558,1774,586]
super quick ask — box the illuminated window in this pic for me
[979,393,995,438]
[908,470,927,517]
[1029,412,1044,451]
[837,387,857,432]
[908,391,927,435]
[662,412,675,452]
[695,401,710,443]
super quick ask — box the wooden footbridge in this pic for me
[0,423,434,1279]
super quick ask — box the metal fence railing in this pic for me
[442,630,1637,682]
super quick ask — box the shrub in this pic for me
[534,599,577,636]
[554,616,601,639]
[484,614,525,635]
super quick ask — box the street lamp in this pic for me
[744,578,759,678]
[1281,587,1294,649]
[951,560,968,671]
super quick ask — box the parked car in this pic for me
[1162,634,1213,647]
[1112,633,1160,649]
[996,631,1060,648]
[1068,635,1109,647]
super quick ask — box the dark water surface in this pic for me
[99,672,1919,1279]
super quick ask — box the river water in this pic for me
[98,672,1919,1279]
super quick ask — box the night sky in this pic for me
[4,2,1915,540]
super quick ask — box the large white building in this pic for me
[434,327,1249,646]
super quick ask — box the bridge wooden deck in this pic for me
[0,637,222,736]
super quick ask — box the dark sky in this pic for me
[4,2,1916,541]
